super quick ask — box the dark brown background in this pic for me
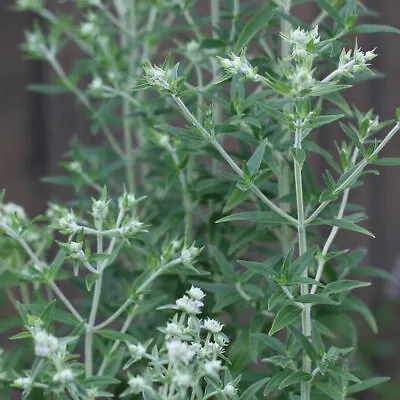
[1,1,400,398]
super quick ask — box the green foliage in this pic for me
[1,0,399,399]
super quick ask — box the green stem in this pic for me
[279,0,292,252]
[85,218,104,378]
[229,0,239,42]
[293,128,311,400]
[172,96,297,226]
[46,54,124,157]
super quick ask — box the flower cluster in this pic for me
[121,287,238,399]
[13,318,80,396]
[218,52,260,81]
[143,62,182,94]
[337,44,377,77]
[282,25,320,62]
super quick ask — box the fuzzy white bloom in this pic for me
[291,66,315,94]
[3,203,26,220]
[92,199,109,220]
[181,244,200,267]
[53,368,75,383]
[219,53,259,81]
[164,322,184,337]
[143,64,173,91]
[204,359,222,376]
[68,161,83,173]
[176,295,203,314]
[338,46,377,75]
[187,286,205,301]
[33,330,59,357]
[185,40,202,63]
[89,76,105,95]
[203,318,224,334]
[222,383,238,397]
[166,340,195,364]
[13,376,32,390]
[121,217,145,236]
[283,26,320,60]
[214,333,229,348]
[127,343,146,360]
[128,376,147,394]
[56,211,80,233]
[68,242,82,254]
[80,13,98,37]
[172,372,192,387]
[118,192,136,210]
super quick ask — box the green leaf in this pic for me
[346,377,390,394]
[27,83,69,94]
[296,294,339,306]
[97,329,136,343]
[323,280,370,295]
[237,258,279,279]
[264,371,292,395]
[234,6,276,52]
[315,219,375,238]
[216,211,286,225]
[306,114,344,129]
[350,266,395,281]
[343,295,378,333]
[279,371,311,390]
[352,24,400,34]
[223,188,251,212]
[251,333,286,354]
[269,305,302,335]
[247,139,267,176]
[329,368,361,384]
[83,376,121,387]
[212,292,242,312]
[290,148,306,168]
[373,158,400,166]
[315,382,344,400]
[156,124,203,142]
[210,246,236,279]
[289,327,319,361]
[239,377,269,400]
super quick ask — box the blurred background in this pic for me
[1,0,400,398]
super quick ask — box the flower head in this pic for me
[219,52,259,81]
[53,368,75,383]
[203,318,224,334]
[176,295,203,314]
[166,340,195,364]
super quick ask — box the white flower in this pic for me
[219,53,259,81]
[187,286,205,301]
[291,66,315,94]
[92,199,109,220]
[203,318,223,334]
[164,322,184,337]
[89,76,105,96]
[128,376,147,394]
[56,211,79,233]
[172,372,192,387]
[204,359,222,376]
[127,343,146,360]
[181,244,200,267]
[222,383,238,397]
[143,64,172,91]
[13,376,32,390]
[166,340,195,364]
[33,330,59,357]
[118,192,136,210]
[176,295,203,314]
[121,217,144,236]
[2,203,26,220]
[283,26,320,60]
[53,368,75,383]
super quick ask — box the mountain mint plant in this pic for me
[2,0,400,399]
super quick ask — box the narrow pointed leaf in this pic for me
[269,305,302,335]
[346,377,390,394]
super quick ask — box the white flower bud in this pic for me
[127,343,146,361]
[33,330,59,357]
[187,286,205,301]
[203,318,223,334]
[172,372,192,387]
[176,295,203,314]
[166,340,195,364]
[128,376,147,394]
[53,368,75,383]
[204,359,222,376]
[13,376,32,390]
[92,199,109,220]
[222,383,238,397]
